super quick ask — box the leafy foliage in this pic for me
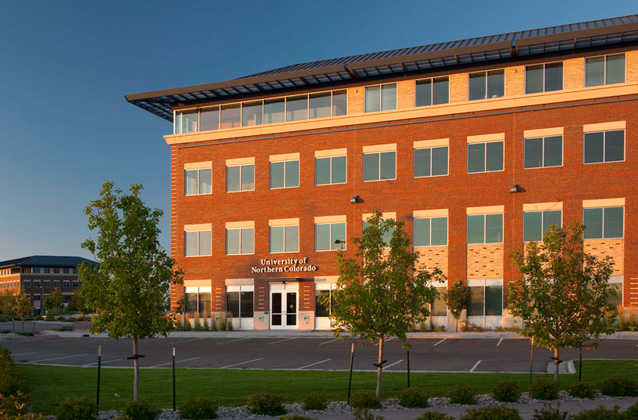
[54,396,97,420]
[352,408,385,420]
[460,405,523,420]
[398,387,429,408]
[569,405,623,420]
[531,405,569,420]
[279,416,317,420]
[599,376,638,396]
[416,412,455,420]
[349,391,382,409]
[448,384,477,405]
[247,392,286,416]
[568,382,595,399]
[445,281,469,332]
[122,400,160,420]
[301,392,327,411]
[491,381,520,402]
[44,289,64,314]
[528,378,559,400]
[178,397,218,419]
[0,348,30,398]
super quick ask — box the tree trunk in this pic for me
[133,335,140,402]
[553,347,560,383]
[11,317,15,333]
[376,337,384,399]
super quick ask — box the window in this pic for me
[584,130,624,164]
[220,104,241,129]
[414,146,448,177]
[363,217,395,247]
[469,70,504,100]
[43,268,50,274]
[24,280,31,288]
[184,286,211,318]
[53,268,60,274]
[414,216,448,247]
[467,214,503,244]
[415,77,449,106]
[583,207,624,239]
[72,281,79,288]
[63,268,69,274]
[523,210,562,242]
[315,154,346,185]
[525,62,563,93]
[365,84,397,112]
[585,54,625,87]
[431,286,448,316]
[53,280,60,287]
[315,222,346,251]
[269,224,299,253]
[467,280,503,317]
[315,283,336,318]
[32,267,40,273]
[467,141,504,173]
[34,280,41,288]
[226,286,254,319]
[184,230,212,257]
[201,106,220,131]
[270,157,299,189]
[524,136,562,168]
[72,268,78,274]
[363,149,396,181]
[226,227,254,255]
[33,295,40,302]
[607,276,623,307]
[185,168,212,195]
[226,164,255,192]
[43,280,50,288]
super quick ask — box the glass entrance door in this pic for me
[270,284,298,329]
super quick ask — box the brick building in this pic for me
[126,15,638,330]
[0,256,97,314]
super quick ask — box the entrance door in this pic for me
[270,283,298,329]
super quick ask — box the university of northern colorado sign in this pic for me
[251,257,318,274]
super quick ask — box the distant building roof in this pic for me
[126,14,638,122]
[0,255,98,269]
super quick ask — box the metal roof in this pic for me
[126,15,638,122]
[0,255,98,269]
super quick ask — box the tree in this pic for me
[508,223,615,383]
[44,289,64,315]
[69,292,90,330]
[324,210,444,398]
[78,181,183,402]
[446,280,469,332]
[12,294,31,333]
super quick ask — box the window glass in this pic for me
[270,160,299,189]
[199,169,211,194]
[264,99,285,124]
[331,223,346,250]
[585,56,605,87]
[240,165,254,191]
[315,224,331,251]
[332,90,347,116]
[199,231,211,255]
[379,152,396,180]
[242,101,263,126]
[584,132,604,164]
[365,86,380,112]
[432,147,448,176]
[315,290,330,317]
[286,95,308,121]
[432,287,447,316]
[363,220,394,247]
[220,104,241,129]
[486,142,504,172]
[315,158,331,185]
[269,226,284,253]
[544,62,563,92]
[226,229,240,254]
[487,70,505,98]
[485,214,503,243]
[241,291,254,317]
[583,208,603,239]
[524,138,543,169]
[544,136,562,167]
[431,217,448,246]
[363,153,380,181]
[185,293,198,316]
[525,64,544,94]
[414,148,431,177]
[227,292,240,318]
[415,147,449,178]
[469,72,486,101]
[331,156,346,184]
[467,215,485,244]
[485,286,503,316]
[199,292,211,317]
[309,92,332,119]
[285,160,299,188]
[185,170,198,195]
[432,77,449,105]
[285,226,299,252]
[604,207,623,238]
[185,231,198,256]
[468,286,484,316]
[606,54,625,84]
[200,107,220,131]
[241,228,254,254]
[543,210,562,234]
[605,130,624,162]
[413,218,431,247]
[467,143,485,173]
[226,166,241,192]
[381,84,397,110]
[415,80,432,107]
[182,110,198,133]
[270,162,285,189]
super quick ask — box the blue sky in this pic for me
[0,1,635,261]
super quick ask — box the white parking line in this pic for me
[83,358,124,367]
[384,359,403,370]
[470,360,482,372]
[150,357,201,368]
[216,338,249,345]
[172,338,204,345]
[267,338,297,345]
[433,338,447,347]
[497,338,503,347]
[30,353,88,363]
[297,359,331,370]
[375,337,395,346]
[221,358,264,369]
[319,338,341,346]
[12,352,37,356]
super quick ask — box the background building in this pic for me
[0,256,97,314]
[127,15,638,330]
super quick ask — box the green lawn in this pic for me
[17,360,638,414]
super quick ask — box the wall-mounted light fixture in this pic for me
[350,195,360,203]
[510,184,522,193]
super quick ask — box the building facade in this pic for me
[127,15,638,330]
[0,256,97,314]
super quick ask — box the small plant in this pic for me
[352,408,384,420]
[53,326,73,332]
[398,387,429,408]
[569,405,623,420]
[247,392,286,416]
[460,405,522,420]
[617,305,627,329]
[629,306,637,327]
[212,318,217,331]
[280,415,318,420]
[531,405,568,420]
[428,317,434,331]
[623,400,638,419]
[54,396,97,420]
[492,381,520,402]
[122,400,160,420]
[227,319,233,330]
[599,376,638,396]
[349,391,382,409]
[202,319,210,331]
[15,331,35,336]
[220,317,227,331]
[435,325,446,332]
[178,397,218,419]
[528,378,558,400]
[416,412,455,420]
[419,320,426,331]
[302,391,327,411]
[568,382,594,399]
[448,384,477,405]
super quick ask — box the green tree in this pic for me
[12,294,31,333]
[445,280,469,332]
[0,290,14,316]
[44,289,64,314]
[325,210,444,398]
[508,223,615,383]
[69,292,90,330]
[78,181,183,402]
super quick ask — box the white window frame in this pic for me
[226,158,255,193]
[468,69,505,100]
[269,219,300,254]
[525,61,564,93]
[364,83,397,113]
[583,128,626,165]
[413,139,449,178]
[184,165,212,196]
[269,153,300,190]
[315,149,347,186]
[466,133,505,174]
[415,76,450,106]
[225,222,255,255]
[584,53,626,87]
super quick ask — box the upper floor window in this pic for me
[315,219,346,251]
[315,150,346,186]
[226,223,254,255]
[469,70,504,101]
[584,129,624,164]
[63,280,70,288]
[524,136,562,169]
[467,213,503,244]
[585,54,625,87]
[184,227,212,257]
[414,215,448,247]
[525,62,563,94]
[467,137,504,173]
[363,145,396,182]
[53,268,60,274]
[269,220,299,253]
[73,281,80,288]
[32,267,41,274]
[72,268,78,274]
[414,140,448,177]
[365,84,397,112]
[43,280,51,288]
[416,77,449,107]
[270,154,300,189]
[185,166,212,196]
[53,280,60,287]
[34,280,41,288]
[43,268,50,274]
[523,210,562,242]
[226,159,255,192]
[24,280,31,288]
[363,213,396,247]
[584,207,623,239]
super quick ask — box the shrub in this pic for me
[0,391,31,417]
[398,387,429,408]
[122,400,160,420]
[529,378,559,400]
[247,392,286,416]
[416,412,455,420]
[0,348,30,397]
[53,326,73,332]
[55,396,97,420]
[352,408,384,420]
[448,384,477,405]
[531,405,568,420]
[568,382,595,399]
[569,405,623,420]
[460,405,523,420]
[599,376,638,396]
[279,416,317,420]
[302,391,327,411]
[211,318,217,331]
[202,319,210,331]
[492,381,520,402]
[178,397,218,419]
[349,391,382,409]
[15,331,35,336]
[623,400,638,419]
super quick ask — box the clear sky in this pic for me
[0,1,635,261]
